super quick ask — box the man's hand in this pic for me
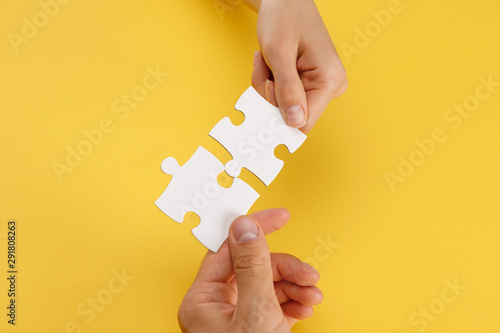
[178,208,323,332]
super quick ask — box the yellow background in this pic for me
[1,0,499,332]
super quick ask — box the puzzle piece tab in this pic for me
[209,86,307,186]
[191,177,259,252]
[155,146,259,252]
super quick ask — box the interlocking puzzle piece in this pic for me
[209,86,307,186]
[191,177,259,252]
[155,146,259,252]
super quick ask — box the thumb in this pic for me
[266,52,308,129]
[229,216,276,306]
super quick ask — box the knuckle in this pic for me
[324,64,345,87]
[337,77,349,96]
[324,62,348,97]
[262,41,291,58]
[275,75,302,91]
[177,301,194,329]
[233,253,268,275]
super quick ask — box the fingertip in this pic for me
[253,50,260,69]
[279,281,324,306]
[265,79,270,101]
[303,305,314,318]
[282,301,315,320]
[266,79,278,106]
[273,207,291,222]
[302,261,319,275]
[301,262,320,285]
[230,215,260,243]
[285,105,307,128]
[252,50,272,100]
[249,208,290,235]
[310,285,324,305]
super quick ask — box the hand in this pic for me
[250,0,348,133]
[178,208,323,332]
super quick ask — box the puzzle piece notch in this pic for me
[155,146,259,252]
[191,177,258,252]
[155,146,225,223]
[209,86,307,186]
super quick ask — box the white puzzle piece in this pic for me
[155,146,259,252]
[156,87,308,251]
[191,177,259,252]
[209,86,307,186]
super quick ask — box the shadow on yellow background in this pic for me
[1,0,499,332]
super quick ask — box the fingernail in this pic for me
[303,262,318,273]
[253,50,259,68]
[285,105,307,128]
[265,79,271,101]
[233,217,259,243]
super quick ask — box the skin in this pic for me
[248,0,348,133]
[178,208,323,332]
[179,1,346,330]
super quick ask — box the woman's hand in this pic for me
[249,0,348,133]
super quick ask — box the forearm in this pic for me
[242,0,262,13]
